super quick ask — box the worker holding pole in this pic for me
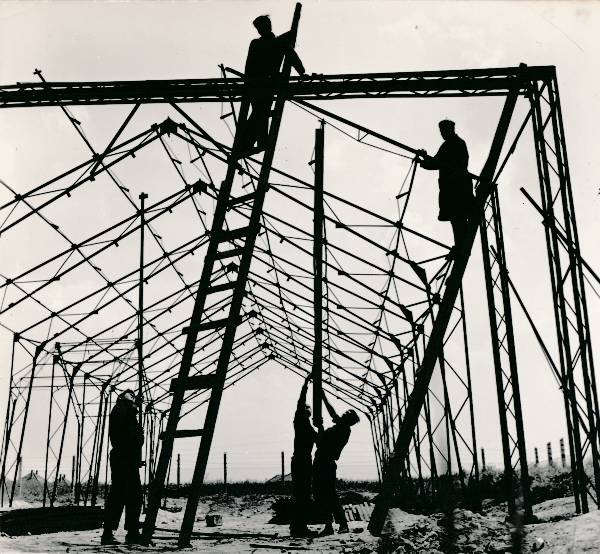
[290,375,317,537]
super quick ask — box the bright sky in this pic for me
[1,1,600,483]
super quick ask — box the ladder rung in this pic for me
[160,429,204,440]
[169,374,216,392]
[206,281,237,295]
[214,247,244,260]
[182,318,228,334]
[218,226,250,242]
[228,192,257,208]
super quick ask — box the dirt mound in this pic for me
[378,507,511,553]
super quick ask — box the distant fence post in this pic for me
[481,448,486,471]
[176,453,181,488]
[223,452,228,496]
[281,451,285,485]
[560,438,566,467]
[534,447,539,466]
[547,442,553,466]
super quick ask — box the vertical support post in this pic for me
[459,288,479,484]
[534,448,539,466]
[104,388,112,500]
[75,417,81,505]
[0,333,17,507]
[479,187,531,518]
[43,348,58,507]
[481,449,486,471]
[560,438,566,468]
[71,456,75,494]
[312,121,325,428]
[17,455,22,498]
[547,442,553,466]
[528,75,597,511]
[137,192,148,419]
[91,384,109,506]
[177,453,181,488]
[10,343,45,506]
[281,451,285,485]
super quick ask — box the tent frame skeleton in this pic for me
[0,3,597,544]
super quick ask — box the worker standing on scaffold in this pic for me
[101,389,144,545]
[290,375,318,537]
[417,120,474,251]
[238,14,306,158]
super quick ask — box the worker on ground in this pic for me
[313,392,360,536]
[290,374,318,537]
[238,14,306,157]
[101,389,144,545]
[417,120,474,251]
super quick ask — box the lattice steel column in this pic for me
[529,74,600,511]
[479,188,532,518]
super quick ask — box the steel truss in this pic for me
[0,21,596,547]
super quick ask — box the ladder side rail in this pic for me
[141,106,252,545]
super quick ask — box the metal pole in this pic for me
[560,438,566,468]
[75,417,81,505]
[0,334,18,507]
[10,343,45,505]
[17,455,22,498]
[547,442,553,466]
[91,384,109,506]
[534,448,539,466]
[312,122,324,428]
[281,451,285,484]
[481,449,486,472]
[43,348,58,507]
[459,288,479,483]
[138,192,148,420]
[177,453,181,488]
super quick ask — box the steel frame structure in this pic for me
[0,14,596,546]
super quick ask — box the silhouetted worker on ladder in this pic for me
[290,375,317,537]
[101,389,144,545]
[238,14,306,158]
[418,120,474,251]
[313,392,359,536]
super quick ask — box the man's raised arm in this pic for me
[321,390,341,424]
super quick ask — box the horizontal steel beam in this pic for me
[0,66,554,108]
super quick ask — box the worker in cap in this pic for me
[312,391,360,536]
[290,375,318,537]
[418,120,474,251]
[101,389,144,545]
[238,14,306,157]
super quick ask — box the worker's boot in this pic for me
[125,530,142,545]
[318,524,335,537]
[290,525,317,538]
[100,530,119,545]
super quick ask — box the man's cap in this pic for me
[345,409,360,424]
[119,388,136,399]
[253,15,271,29]
[438,119,455,129]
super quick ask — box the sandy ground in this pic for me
[1,495,599,553]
